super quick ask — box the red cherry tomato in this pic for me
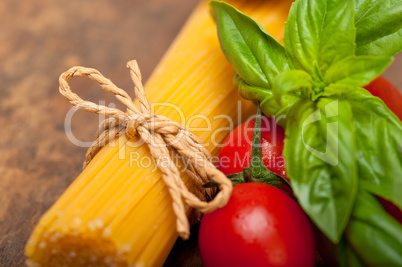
[364,76,402,120]
[199,183,316,267]
[217,116,287,178]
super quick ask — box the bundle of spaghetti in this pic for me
[25,0,293,266]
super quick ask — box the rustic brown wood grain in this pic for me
[0,0,401,266]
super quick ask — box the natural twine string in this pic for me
[59,60,233,240]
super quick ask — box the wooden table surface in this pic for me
[0,1,401,266]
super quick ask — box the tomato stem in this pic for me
[207,104,291,194]
[225,104,291,191]
[242,167,255,183]
[248,105,289,185]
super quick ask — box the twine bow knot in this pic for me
[59,60,232,239]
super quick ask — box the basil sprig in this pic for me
[210,0,402,264]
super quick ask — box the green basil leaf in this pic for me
[234,74,300,121]
[284,98,358,242]
[272,70,312,104]
[233,73,272,102]
[210,1,289,88]
[355,0,402,57]
[324,55,393,87]
[345,88,402,207]
[284,0,355,76]
[260,96,301,126]
[345,188,402,265]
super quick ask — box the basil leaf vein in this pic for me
[355,0,402,57]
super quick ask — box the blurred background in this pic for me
[0,0,400,266]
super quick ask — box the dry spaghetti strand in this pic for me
[58,60,232,240]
